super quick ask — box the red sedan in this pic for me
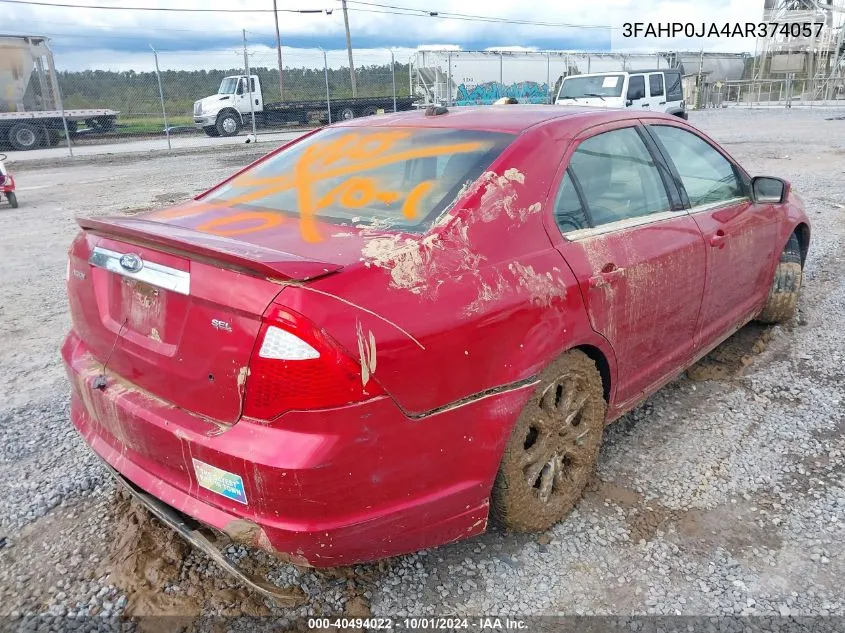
[62,106,809,569]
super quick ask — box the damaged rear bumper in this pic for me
[62,331,533,567]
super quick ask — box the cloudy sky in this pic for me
[6,0,767,71]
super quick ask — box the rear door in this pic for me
[550,121,706,406]
[648,72,667,112]
[644,122,780,350]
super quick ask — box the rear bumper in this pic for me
[61,331,532,567]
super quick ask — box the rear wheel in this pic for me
[337,106,356,121]
[215,111,241,137]
[492,350,606,532]
[7,192,17,208]
[8,123,43,151]
[757,233,802,324]
[362,106,379,117]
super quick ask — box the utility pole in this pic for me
[341,0,357,97]
[150,45,171,150]
[272,0,284,101]
[243,29,257,138]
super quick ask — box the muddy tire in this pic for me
[203,126,220,137]
[7,192,17,208]
[757,233,802,324]
[492,350,606,532]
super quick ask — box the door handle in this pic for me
[589,264,626,288]
[658,101,666,105]
[709,230,727,248]
[641,104,650,107]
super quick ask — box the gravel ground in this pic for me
[0,108,843,630]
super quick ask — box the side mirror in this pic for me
[236,82,245,96]
[625,99,633,107]
[752,176,789,203]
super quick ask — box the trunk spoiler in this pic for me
[77,216,342,282]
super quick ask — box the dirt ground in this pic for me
[0,108,843,629]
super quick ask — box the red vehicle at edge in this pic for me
[62,106,809,568]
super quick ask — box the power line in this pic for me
[0,0,330,12]
[344,0,611,29]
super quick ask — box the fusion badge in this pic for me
[192,458,248,504]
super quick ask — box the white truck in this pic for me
[555,69,687,118]
[410,48,746,108]
[0,35,118,150]
[193,75,416,137]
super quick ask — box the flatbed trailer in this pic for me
[0,109,118,150]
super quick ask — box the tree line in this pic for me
[57,63,412,118]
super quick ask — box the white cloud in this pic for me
[5,0,797,72]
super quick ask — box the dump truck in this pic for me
[0,35,118,151]
[193,74,416,137]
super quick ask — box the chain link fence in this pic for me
[0,35,413,155]
[694,77,845,109]
[6,33,845,157]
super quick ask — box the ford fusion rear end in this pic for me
[61,124,527,566]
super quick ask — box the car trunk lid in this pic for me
[68,215,347,425]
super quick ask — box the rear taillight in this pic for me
[243,304,383,420]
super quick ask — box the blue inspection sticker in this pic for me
[192,458,248,505]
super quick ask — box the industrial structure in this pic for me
[752,0,845,100]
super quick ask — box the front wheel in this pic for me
[203,126,220,137]
[492,350,606,532]
[7,191,18,208]
[215,112,241,137]
[757,233,803,324]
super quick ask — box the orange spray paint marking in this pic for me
[196,211,285,237]
[195,130,489,242]
[402,181,435,220]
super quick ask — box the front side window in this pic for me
[568,127,670,227]
[202,127,514,239]
[627,75,646,100]
[649,73,665,98]
[648,125,743,207]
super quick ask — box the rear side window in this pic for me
[202,127,514,235]
[627,75,646,100]
[648,125,743,207]
[568,127,670,226]
[649,74,664,98]
[665,72,683,101]
[553,170,590,233]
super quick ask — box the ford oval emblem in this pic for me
[119,253,144,273]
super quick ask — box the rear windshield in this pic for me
[558,74,625,99]
[202,127,514,236]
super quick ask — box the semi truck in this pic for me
[193,75,417,137]
[0,35,118,151]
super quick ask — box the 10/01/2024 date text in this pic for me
[307,617,528,630]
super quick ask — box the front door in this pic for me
[626,74,650,111]
[645,123,780,350]
[551,123,706,405]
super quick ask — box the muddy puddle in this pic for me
[687,323,774,381]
